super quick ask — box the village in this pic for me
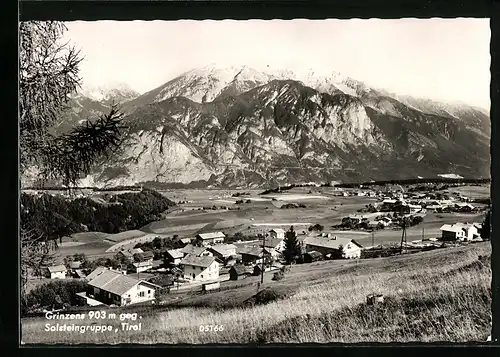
[34,182,489,310]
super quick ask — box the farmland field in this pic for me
[440,185,490,199]
[48,185,489,262]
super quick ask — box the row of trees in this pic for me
[21,189,174,243]
[133,236,186,259]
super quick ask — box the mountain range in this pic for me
[32,65,491,189]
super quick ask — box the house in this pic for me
[253,264,263,276]
[46,265,67,279]
[75,292,105,307]
[426,204,443,212]
[367,220,383,229]
[380,199,398,211]
[440,222,480,241]
[165,249,184,265]
[180,238,192,246]
[85,266,107,281]
[454,203,475,212]
[180,244,213,257]
[378,217,392,226]
[347,214,365,224]
[133,250,154,262]
[263,237,285,253]
[407,204,422,214]
[229,264,251,281]
[303,251,324,263]
[208,244,238,259]
[83,268,159,306]
[69,261,82,270]
[303,236,363,259]
[394,203,421,215]
[118,248,144,261]
[72,269,87,279]
[269,228,286,239]
[252,263,273,276]
[240,247,274,265]
[195,232,225,246]
[180,255,220,282]
[132,260,153,273]
[224,254,242,266]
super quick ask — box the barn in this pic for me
[303,251,324,263]
[229,265,250,281]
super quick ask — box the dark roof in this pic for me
[73,269,87,278]
[85,266,107,281]
[119,248,143,258]
[208,244,237,256]
[142,251,155,259]
[230,264,248,275]
[181,244,208,257]
[239,247,264,258]
[119,250,134,258]
[180,254,216,268]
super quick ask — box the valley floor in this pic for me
[21,242,492,344]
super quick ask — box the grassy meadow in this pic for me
[21,241,492,344]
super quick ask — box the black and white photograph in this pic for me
[20,18,492,344]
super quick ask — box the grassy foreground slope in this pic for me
[22,242,491,344]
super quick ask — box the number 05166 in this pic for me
[199,325,224,332]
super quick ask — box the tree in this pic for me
[481,209,491,240]
[114,252,129,267]
[283,226,301,264]
[133,253,145,262]
[308,224,324,232]
[20,22,125,185]
[20,21,125,297]
[21,230,56,297]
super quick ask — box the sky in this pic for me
[62,18,490,109]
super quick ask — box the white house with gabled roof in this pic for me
[81,268,160,306]
[195,232,225,246]
[440,222,480,241]
[269,228,285,239]
[180,255,220,282]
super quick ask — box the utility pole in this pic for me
[261,234,265,284]
[400,219,407,254]
[422,225,425,241]
[371,231,374,248]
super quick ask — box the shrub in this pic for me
[272,271,284,281]
[248,288,289,306]
[23,280,88,315]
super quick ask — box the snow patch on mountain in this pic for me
[77,81,140,103]
[145,64,374,105]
